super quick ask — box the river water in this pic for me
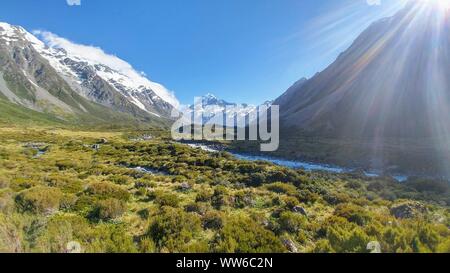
[186,143,408,182]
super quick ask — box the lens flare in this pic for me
[419,0,450,10]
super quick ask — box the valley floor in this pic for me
[0,126,449,253]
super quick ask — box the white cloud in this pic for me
[66,0,81,6]
[33,30,180,108]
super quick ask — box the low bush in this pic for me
[15,186,63,214]
[278,211,307,234]
[265,182,298,196]
[85,182,130,201]
[212,216,286,253]
[91,198,127,221]
[334,204,370,226]
[147,207,202,252]
[151,191,180,208]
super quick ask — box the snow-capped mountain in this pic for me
[0,22,178,121]
[185,93,270,126]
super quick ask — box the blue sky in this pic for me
[0,0,406,105]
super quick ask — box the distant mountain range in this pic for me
[185,93,272,126]
[0,22,177,126]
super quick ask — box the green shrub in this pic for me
[195,189,213,202]
[109,175,132,185]
[265,182,298,196]
[346,180,364,190]
[91,198,127,221]
[282,196,300,210]
[147,207,202,252]
[211,186,233,209]
[278,211,307,234]
[85,182,130,201]
[323,192,351,205]
[139,236,157,253]
[33,214,90,253]
[0,214,22,252]
[297,189,319,204]
[45,175,83,193]
[10,177,38,192]
[60,194,77,210]
[85,224,138,253]
[55,160,79,171]
[152,191,180,207]
[212,216,286,253]
[327,226,370,253]
[15,186,63,214]
[202,211,224,230]
[406,178,450,194]
[0,191,14,214]
[233,191,255,208]
[334,204,370,226]
[185,202,209,215]
[134,179,156,189]
[437,237,450,253]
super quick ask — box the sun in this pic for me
[420,0,450,10]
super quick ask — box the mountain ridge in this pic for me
[0,22,177,126]
[268,2,450,175]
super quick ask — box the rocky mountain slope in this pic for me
[275,2,450,139]
[270,2,450,175]
[0,22,177,125]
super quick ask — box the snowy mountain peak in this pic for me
[182,94,273,126]
[1,23,180,118]
[204,93,217,99]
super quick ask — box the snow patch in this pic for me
[32,30,179,108]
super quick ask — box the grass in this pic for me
[0,125,449,253]
[0,98,66,126]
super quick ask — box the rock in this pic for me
[390,202,427,219]
[98,138,108,144]
[179,182,192,191]
[292,206,308,217]
[367,241,382,253]
[23,142,47,149]
[92,144,101,150]
[142,134,153,140]
[243,195,256,207]
[283,239,298,253]
[66,241,82,253]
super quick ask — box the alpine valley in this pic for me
[0,1,449,254]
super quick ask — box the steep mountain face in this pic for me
[0,22,177,124]
[275,2,450,140]
[275,77,307,107]
[271,2,450,175]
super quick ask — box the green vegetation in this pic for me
[230,130,450,177]
[0,126,448,253]
[0,99,65,126]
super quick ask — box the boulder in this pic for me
[292,206,308,217]
[390,202,427,219]
[179,182,192,191]
[98,138,108,144]
[283,239,298,253]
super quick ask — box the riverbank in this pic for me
[180,141,410,182]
